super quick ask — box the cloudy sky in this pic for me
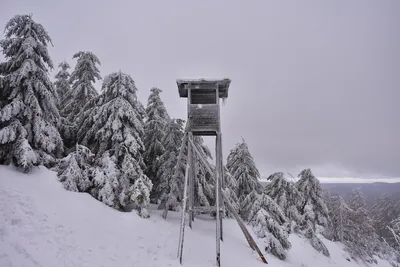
[1,0,399,180]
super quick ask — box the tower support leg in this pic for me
[177,152,191,264]
[215,132,223,266]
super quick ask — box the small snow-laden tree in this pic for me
[160,131,215,214]
[57,144,95,192]
[370,193,399,245]
[388,216,400,249]
[296,168,329,228]
[157,119,185,208]
[246,192,291,260]
[193,136,214,206]
[264,172,304,229]
[348,188,367,211]
[77,71,152,216]
[54,61,71,106]
[324,193,377,263]
[93,152,119,208]
[226,139,262,218]
[143,87,170,201]
[222,168,240,216]
[296,169,331,256]
[327,195,353,242]
[60,51,101,122]
[0,14,63,172]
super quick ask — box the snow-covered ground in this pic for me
[0,166,393,267]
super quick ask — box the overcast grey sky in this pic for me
[1,0,399,179]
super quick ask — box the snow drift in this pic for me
[0,166,393,267]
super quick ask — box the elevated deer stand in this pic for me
[164,79,267,266]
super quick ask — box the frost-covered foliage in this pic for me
[0,14,63,172]
[347,188,367,211]
[388,216,400,249]
[192,136,214,207]
[246,192,291,260]
[160,130,215,214]
[295,169,330,256]
[157,119,185,208]
[326,195,353,242]
[54,61,71,105]
[226,139,262,217]
[370,193,400,245]
[93,151,152,217]
[56,144,94,192]
[77,71,152,215]
[143,87,170,200]
[324,191,377,263]
[264,172,304,228]
[296,169,329,228]
[60,51,101,122]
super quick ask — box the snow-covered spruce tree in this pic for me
[370,193,399,244]
[296,168,330,256]
[60,51,101,122]
[264,172,304,229]
[347,188,367,211]
[246,192,291,260]
[157,118,185,209]
[160,132,215,213]
[325,193,377,263]
[193,136,215,207]
[143,87,170,201]
[296,168,329,228]
[0,14,63,172]
[326,195,353,242]
[54,61,71,105]
[56,144,95,192]
[388,216,400,249]
[53,61,76,150]
[77,71,152,217]
[226,139,262,218]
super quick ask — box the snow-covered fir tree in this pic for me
[347,188,367,211]
[56,144,95,192]
[60,51,101,122]
[77,71,152,216]
[370,193,399,244]
[264,172,304,229]
[388,216,400,249]
[296,168,329,228]
[226,139,262,217]
[0,14,63,172]
[54,61,71,105]
[246,192,291,260]
[325,193,377,263]
[157,118,185,208]
[143,87,170,201]
[160,132,214,213]
[326,195,353,242]
[296,169,330,256]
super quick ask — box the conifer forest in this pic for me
[0,13,399,267]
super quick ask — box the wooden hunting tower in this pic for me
[177,78,231,136]
[168,78,267,266]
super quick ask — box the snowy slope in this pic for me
[0,166,393,267]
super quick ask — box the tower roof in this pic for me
[176,78,231,98]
